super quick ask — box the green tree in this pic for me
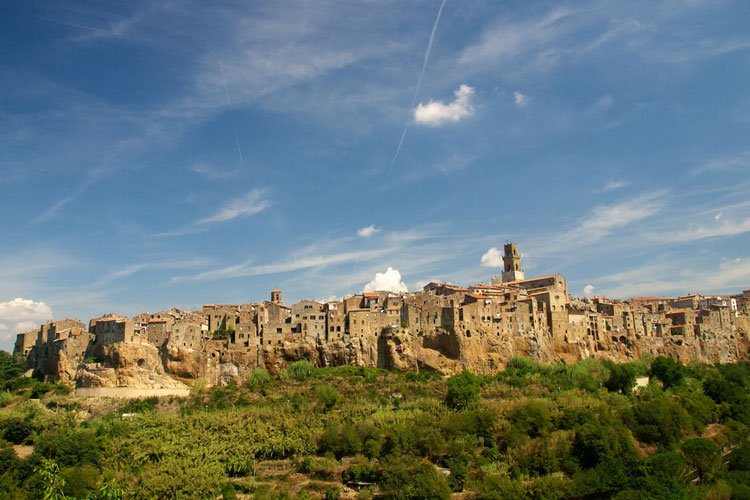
[36,458,66,500]
[681,438,722,483]
[445,370,481,410]
[649,356,685,389]
[604,362,637,393]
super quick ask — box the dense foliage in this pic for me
[0,355,749,498]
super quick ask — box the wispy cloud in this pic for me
[457,1,750,79]
[197,188,270,224]
[595,257,750,298]
[189,163,239,180]
[600,179,628,192]
[553,191,666,247]
[692,150,750,175]
[658,217,750,242]
[357,225,380,238]
[174,247,396,282]
[588,95,613,115]
[414,84,475,126]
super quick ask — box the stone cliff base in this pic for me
[75,387,190,398]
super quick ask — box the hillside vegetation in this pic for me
[1,351,749,499]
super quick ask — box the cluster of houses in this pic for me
[14,244,750,372]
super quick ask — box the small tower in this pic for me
[271,289,282,305]
[501,243,525,283]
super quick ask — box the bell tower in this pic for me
[501,243,525,283]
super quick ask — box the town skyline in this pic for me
[2,1,750,351]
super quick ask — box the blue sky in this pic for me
[1,0,749,350]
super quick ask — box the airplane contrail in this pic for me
[235,132,244,164]
[351,0,447,280]
[219,60,232,107]
[219,61,244,165]
[385,0,447,180]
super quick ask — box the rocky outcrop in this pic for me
[25,315,750,390]
[76,342,186,390]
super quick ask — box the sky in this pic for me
[1,0,749,351]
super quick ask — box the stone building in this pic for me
[291,300,326,339]
[89,314,141,346]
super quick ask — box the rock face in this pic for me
[26,316,750,389]
[76,343,186,389]
[154,323,750,386]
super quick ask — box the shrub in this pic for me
[2,417,34,444]
[316,383,341,412]
[34,429,102,466]
[120,396,158,414]
[378,456,451,500]
[286,360,315,381]
[0,440,19,475]
[246,368,272,391]
[61,464,100,499]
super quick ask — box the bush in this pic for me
[33,429,102,466]
[316,384,341,412]
[211,329,232,340]
[286,360,315,381]
[0,440,19,475]
[445,370,481,410]
[246,368,272,391]
[379,457,451,500]
[120,396,158,414]
[60,464,100,499]
[2,417,34,444]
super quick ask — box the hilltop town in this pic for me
[13,244,750,390]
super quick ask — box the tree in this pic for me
[649,356,685,389]
[604,363,637,393]
[682,438,722,484]
[36,458,66,500]
[445,370,481,410]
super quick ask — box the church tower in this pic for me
[501,243,525,283]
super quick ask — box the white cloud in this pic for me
[661,217,750,242]
[0,298,53,350]
[197,188,270,224]
[513,91,528,107]
[363,267,408,293]
[357,225,380,237]
[480,247,503,268]
[583,284,595,297]
[413,84,475,126]
[556,191,665,246]
[601,179,628,192]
